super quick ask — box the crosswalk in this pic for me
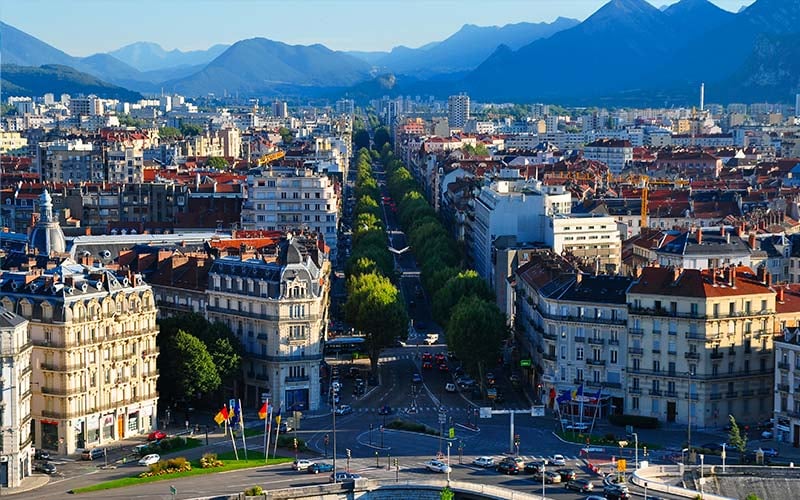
[346,405,531,414]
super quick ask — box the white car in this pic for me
[472,456,495,468]
[565,422,590,431]
[425,459,452,473]
[548,454,567,466]
[138,454,160,466]
[581,446,605,453]
[292,458,314,471]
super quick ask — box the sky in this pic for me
[1,0,755,56]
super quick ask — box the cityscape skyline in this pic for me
[2,0,755,56]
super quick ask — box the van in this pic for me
[424,333,438,345]
[81,448,105,461]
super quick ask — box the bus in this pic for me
[324,336,366,356]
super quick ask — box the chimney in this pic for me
[757,266,766,283]
[723,266,730,285]
[777,286,785,302]
[576,273,583,284]
[765,271,772,288]
[726,232,730,244]
[673,267,682,283]
[85,227,92,236]
[735,225,742,238]
[749,233,757,251]
[697,229,703,245]
[731,266,737,288]
[711,267,717,286]
[720,225,725,236]
[635,266,643,278]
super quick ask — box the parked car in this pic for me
[412,373,423,384]
[496,458,521,475]
[759,447,779,458]
[472,456,495,468]
[308,462,334,474]
[547,454,567,466]
[81,448,105,461]
[292,459,314,471]
[330,471,361,483]
[33,449,50,460]
[457,377,475,388]
[565,478,594,492]
[147,430,167,441]
[524,461,544,474]
[425,459,452,473]
[557,468,578,481]
[335,404,352,415]
[445,383,457,393]
[701,442,724,452]
[34,462,57,474]
[604,484,632,500]
[138,454,161,466]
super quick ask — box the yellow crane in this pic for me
[256,150,285,166]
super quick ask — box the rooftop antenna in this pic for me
[700,82,705,112]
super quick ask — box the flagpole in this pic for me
[228,413,239,460]
[239,399,248,460]
[264,403,272,464]
[590,388,603,435]
[272,405,281,459]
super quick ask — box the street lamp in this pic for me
[700,453,705,499]
[632,432,639,469]
[542,463,546,500]
[447,442,452,484]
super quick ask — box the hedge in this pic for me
[608,414,660,429]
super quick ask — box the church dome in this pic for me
[29,189,66,255]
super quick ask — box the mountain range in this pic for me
[1,0,799,105]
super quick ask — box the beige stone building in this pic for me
[627,266,776,429]
[0,264,159,455]
[0,308,33,488]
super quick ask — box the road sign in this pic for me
[617,459,627,472]
[531,405,545,417]
[261,392,269,403]
[479,407,492,419]
[170,485,177,495]
[449,427,455,438]
[438,412,447,424]
[520,359,532,367]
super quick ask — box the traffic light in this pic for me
[393,458,399,468]
[346,448,351,459]
[514,434,520,446]
[324,434,329,445]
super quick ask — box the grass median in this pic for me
[556,430,662,450]
[70,451,293,494]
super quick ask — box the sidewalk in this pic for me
[0,474,49,496]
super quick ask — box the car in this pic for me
[486,372,496,385]
[543,470,562,483]
[472,456,495,468]
[422,352,433,361]
[425,459,452,473]
[565,422,591,431]
[581,446,605,454]
[422,361,433,369]
[147,430,167,441]
[330,471,361,483]
[457,377,475,388]
[81,448,105,461]
[701,442,724,452]
[335,404,353,415]
[424,334,438,345]
[138,454,161,466]
[761,430,773,439]
[378,405,392,415]
[331,381,342,391]
[557,468,578,481]
[279,422,294,433]
[308,462,334,474]
[524,461,544,474]
[412,373,423,384]
[585,496,607,500]
[496,458,521,475]
[604,485,632,500]
[434,353,446,364]
[445,383,457,393]
[565,478,594,492]
[293,459,314,471]
[34,462,57,474]
[438,363,449,372]
[757,447,779,458]
[548,454,567,466]
[34,449,50,460]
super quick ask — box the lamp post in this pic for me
[632,432,639,469]
[447,442,452,484]
[687,369,695,456]
[700,453,705,499]
[542,463,546,500]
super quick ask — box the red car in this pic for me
[434,353,446,364]
[148,430,167,441]
[422,361,433,369]
[438,363,449,372]
[422,352,433,361]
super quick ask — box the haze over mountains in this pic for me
[1,0,798,104]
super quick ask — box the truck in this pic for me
[424,333,439,345]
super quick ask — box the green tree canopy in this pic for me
[345,273,408,374]
[207,156,228,170]
[446,296,507,377]
[354,195,381,219]
[353,129,371,150]
[373,127,391,150]
[278,126,294,144]
[727,415,748,456]
[432,270,494,324]
[463,143,489,157]
[160,330,221,403]
[180,123,203,136]
[158,126,181,140]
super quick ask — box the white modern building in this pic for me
[546,214,622,273]
[583,138,632,175]
[0,308,33,488]
[241,167,340,259]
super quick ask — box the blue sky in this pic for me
[2,0,754,55]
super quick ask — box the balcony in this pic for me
[652,330,662,335]
[665,391,679,398]
[741,389,754,397]
[587,359,606,366]
[710,393,722,400]
[534,304,626,326]
[725,391,738,398]
[588,338,605,345]
[686,332,705,341]
[608,339,620,346]
[778,362,790,370]
[285,376,310,383]
[649,389,662,396]
[652,348,661,354]
[710,351,724,359]
[630,328,644,336]
[40,386,87,396]
[685,392,699,401]
[573,379,585,385]
[629,306,701,319]
[685,352,700,360]
[574,337,586,343]
[630,387,642,394]
[542,332,557,341]
[629,347,644,355]
[542,353,557,362]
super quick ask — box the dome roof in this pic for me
[29,189,66,255]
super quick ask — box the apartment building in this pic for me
[774,325,800,447]
[0,308,33,488]
[0,261,159,455]
[583,138,632,175]
[241,167,339,259]
[546,214,622,274]
[205,233,330,410]
[448,94,470,129]
[626,266,776,428]
[37,139,104,183]
[0,131,28,155]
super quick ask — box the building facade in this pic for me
[205,234,330,410]
[774,326,800,447]
[546,214,622,273]
[583,138,632,175]
[447,94,470,129]
[0,308,33,488]
[241,167,339,259]
[0,264,159,455]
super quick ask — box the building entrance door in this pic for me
[667,401,676,423]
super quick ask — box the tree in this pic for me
[353,129,370,150]
[446,296,507,379]
[345,273,408,374]
[728,415,748,458]
[180,123,203,137]
[207,156,228,170]
[160,330,221,403]
[744,494,763,500]
[278,126,294,144]
[432,270,494,324]
[118,113,147,128]
[463,143,489,157]
[158,126,181,140]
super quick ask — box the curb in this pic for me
[455,423,480,433]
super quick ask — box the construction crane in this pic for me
[641,182,649,230]
[256,150,285,166]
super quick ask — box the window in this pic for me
[576,347,584,361]
[610,350,618,364]
[651,399,659,414]
[632,397,639,410]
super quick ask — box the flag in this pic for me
[591,387,602,403]
[572,384,584,400]
[229,400,241,427]
[556,390,572,404]
[214,406,230,425]
[258,402,268,420]
[274,404,282,425]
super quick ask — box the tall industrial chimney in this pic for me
[700,83,705,111]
